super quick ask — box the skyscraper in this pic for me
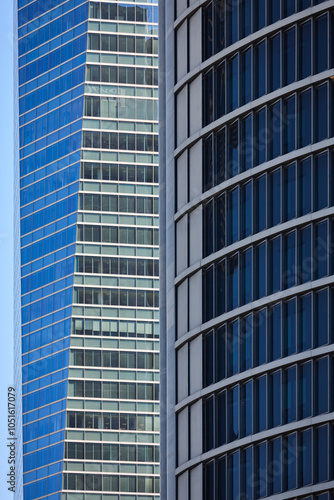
[160,1,334,499]
[15,1,159,499]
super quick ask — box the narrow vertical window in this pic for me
[203,266,214,322]
[203,69,214,126]
[314,220,328,279]
[298,157,311,216]
[254,108,266,166]
[240,0,251,38]
[314,15,328,74]
[241,314,252,371]
[216,127,226,184]
[203,396,214,451]
[254,41,266,99]
[269,168,281,227]
[268,34,281,92]
[314,152,328,210]
[203,200,214,258]
[315,357,328,415]
[269,437,282,494]
[284,299,296,356]
[229,386,239,441]
[228,55,239,112]
[255,242,266,299]
[255,443,267,498]
[284,163,296,221]
[240,114,252,171]
[228,187,239,244]
[299,225,312,284]
[214,0,225,53]
[254,174,267,232]
[215,193,226,251]
[298,89,311,148]
[299,21,311,79]
[217,390,226,446]
[240,380,252,437]
[241,447,253,500]
[282,0,296,17]
[314,289,328,347]
[240,48,252,105]
[216,325,226,382]
[227,0,238,45]
[268,0,280,24]
[227,121,239,177]
[216,259,226,316]
[269,303,281,360]
[270,371,281,428]
[283,365,296,423]
[203,330,214,387]
[228,320,239,375]
[254,309,266,366]
[240,181,252,239]
[229,451,240,500]
[298,361,312,418]
[254,0,265,31]
[314,84,328,143]
[283,95,296,153]
[283,433,297,490]
[203,134,214,192]
[298,294,312,351]
[283,28,296,86]
[241,247,252,305]
[216,62,225,119]
[316,425,328,482]
[203,2,213,60]
[300,429,312,486]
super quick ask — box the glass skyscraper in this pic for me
[160,1,334,499]
[15,1,159,499]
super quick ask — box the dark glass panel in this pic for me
[283,96,295,153]
[216,325,226,381]
[284,163,296,221]
[241,314,252,371]
[216,62,225,119]
[228,55,238,112]
[227,121,239,177]
[228,187,239,244]
[283,0,295,17]
[203,2,213,60]
[256,443,267,498]
[203,200,213,258]
[216,127,226,184]
[284,433,297,490]
[241,248,252,305]
[227,0,238,45]
[315,357,328,415]
[298,294,312,351]
[241,49,252,105]
[229,451,240,500]
[240,380,252,437]
[228,320,239,376]
[203,266,214,322]
[299,21,311,79]
[254,309,266,366]
[254,41,266,99]
[229,386,239,441]
[241,447,253,500]
[255,243,266,299]
[203,396,214,451]
[283,28,296,85]
[300,429,312,486]
[216,259,226,316]
[315,220,328,279]
[315,288,328,347]
[270,371,281,428]
[314,84,328,142]
[254,0,265,31]
[283,366,296,423]
[269,303,281,361]
[214,0,225,53]
[215,194,226,251]
[314,15,328,74]
[203,134,214,192]
[217,390,226,446]
[270,437,282,493]
[254,108,266,166]
[203,69,213,126]
[240,181,252,239]
[298,89,311,147]
[298,157,311,216]
[203,330,214,387]
[240,114,252,171]
[314,152,328,210]
[240,0,251,38]
[299,361,312,419]
[268,0,280,24]
[316,425,328,482]
[269,34,281,92]
[254,174,266,232]
[284,299,296,356]
[269,168,281,226]
[299,225,312,283]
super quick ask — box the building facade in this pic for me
[160,0,334,499]
[15,1,159,499]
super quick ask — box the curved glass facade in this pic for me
[160,1,334,499]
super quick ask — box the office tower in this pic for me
[15,1,159,499]
[160,1,334,499]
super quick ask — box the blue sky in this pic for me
[0,1,15,499]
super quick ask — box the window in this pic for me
[315,357,328,415]
[268,34,281,92]
[240,49,252,105]
[228,121,239,177]
[298,294,312,351]
[240,114,252,171]
[314,84,328,142]
[300,428,312,486]
[269,303,281,361]
[228,254,239,310]
[298,157,311,216]
[283,366,296,423]
[240,182,252,239]
[269,438,282,493]
[241,248,252,305]
[283,95,295,154]
[270,371,281,428]
[254,309,266,366]
[254,41,266,99]
[228,320,239,376]
[314,152,328,210]
[240,380,252,437]
[314,15,328,74]
[299,21,311,79]
[240,315,252,371]
[254,108,266,166]
[299,361,312,419]
[299,225,312,283]
[284,163,296,221]
[254,243,266,299]
[228,55,239,112]
[283,28,296,85]
[268,101,281,160]
[298,89,311,147]
[228,187,239,243]
[269,168,281,226]
[314,289,328,347]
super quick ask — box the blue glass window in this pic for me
[299,21,311,79]
[283,28,296,86]
[284,163,296,221]
[316,425,328,482]
[241,447,252,500]
[299,225,311,283]
[268,34,280,92]
[298,157,311,216]
[254,42,266,99]
[299,361,312,418]
[228,55,238,112]
[216,259,226,316]
[256,443,267,498]
[283,366,296,423]
[300,429,312,486]
[228,320,239,376]
[315,288,328,347]
[284,433,297,490]
[240,381,253,437]
[255,242,266,299]
[255,309,266,366]
[269,168,281,226]
[203,69,213,126]
[254,0,265,31]
[270,371,281,428]
[228,121,239,177]
[298,294,312,351]
[283,96,295,153]
[241,314,252,371]
[228,187,239,244]
[314,152,328,210]
[216,326,226,382]
[314,84,328,142]
[240,114,252,171]
[203,266,214,322]
[203,200,213,258]
[283,232,296,288]
[315,220,328,279]
[240,49,252,105]
[240,0,251,38]
[203,330,214,387]
[203,3,213,60]
[270,437,282,493]
[229,451,240,500]
[314,15,328,74]
[203,134,213,192]
[241,248,252,305]
[240,181,252,239]
[254,174,266,232]
[284,299,296,356]
[268,0,280,23]
[215,194,226,251]
[283,0,296,17]
[315,357,328,415]
[270,303,281,360]
[216,127,226,185]
[214,0,225,53]
[229,386,239,441]
[298,89,311,147]
[254,108,266,166]
[216,63,225,119]
[217,390,226,446]
[227,0,238,45]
